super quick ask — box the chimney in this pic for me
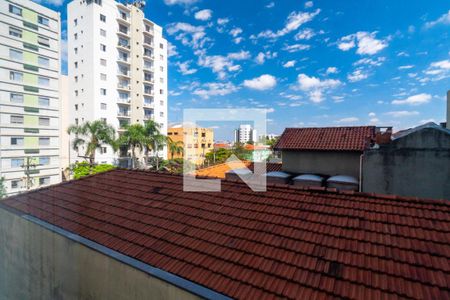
[447,90,450,130]
[375,127,393,145]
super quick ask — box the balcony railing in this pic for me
[117,42,130,49]
[144,114,154,120]
[118,71,130,77]
[117,83,130,89]
[118,111,130,117]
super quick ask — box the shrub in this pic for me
[71,162,115,179]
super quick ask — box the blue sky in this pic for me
[38,0,449,140]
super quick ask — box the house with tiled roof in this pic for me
[1,169,449,299]
[274,126,378,187]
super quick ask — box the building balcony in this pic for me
[144,114,154,121]
[143,52,154,59]
[116,17,130,26]
[117,57,130,65]
[118,111,131,117]
[143,40,153,47]
[143,64,153,71]
[117,43,131,51]
[143,77,154,83]
[143,101,154,108]
[117,83,130,90]
[143,90,154,96]
[118,98,131,105]
[117,71,130,78]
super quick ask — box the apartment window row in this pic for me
[11,176,50,188]
[10,71,51,87]
[9,4,49,26]
[10,136,50,147]
[9,49,50,67]
[10,115,50,126]
[10,93,50,106]
[8,26,50,47]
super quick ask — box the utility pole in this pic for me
[21,157,40,190]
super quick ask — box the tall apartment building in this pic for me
[167,125,214,165]
[67,0,168,164]
[234,124,257,144]
[0,0,61,196]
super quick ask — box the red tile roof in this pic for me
[3,169,450,299]
[274,126,376,151]
[195,161,283,179]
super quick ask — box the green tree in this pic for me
[0,177,6,199]
[118,123,147,169]
[67,120,117,164]
[167,138,184,160]
[205,148,232,165]
[143,120,167,170]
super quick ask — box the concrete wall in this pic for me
[281,150,361,178]
[363,128,450,200]
[0,208,201,300]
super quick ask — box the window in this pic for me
[11,137,24,146]
[39,157,50,165]
[160,112,164,117]
[9,49,22,61]
[100,44,106,52]
[39,117,50,126]
[160,55,164,61]
[11,159,24,168]
[120,11,127,20]
[100,29,106,37]
[39,137,50,145]
[101,118,107,122]
[10,93,23,103]
[9,4,22,16]
[11,180,21,189]
[75,104,78,111]
[38,36,50,47]
[75,90,78,97]
[160,89,164,95]
[75,76,78,82]
[160,66,164,72]
[74,47,78,54]
[100,147,107,154]
[38,56,50,67]
[101,103,107,110]
[39,97,50,106]
[39,177,50,186]
[74,33,78,40]
[74,61,78,68]
[160,77,164,83]
[100,14,106,22]
[75,118,78,125]
[38,16,49,26]
[160,43,164,49]
[11,115,23,124]
[100,88,106,95]
[100,59,107,66]
[100,73,107,80]
[10,71,23,82]
[74,19,78,26]
[38,76,50,86]
[160,100,164,105]
[9,27,22,39]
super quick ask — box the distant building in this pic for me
[167,126,214,165]
[259,133,279,141]
[67,0,168,164]
[0,0,61,195]
[244,144,271,162]
[234,124,256,144]
[213,142,232,150]
[363,122,450,199]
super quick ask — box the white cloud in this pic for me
[391,93,432,105]
[424,10,450,29]
[305,1,313,8]
[164,0,198,5]
[283,44,310,52]
[176,61,197,75]
[353,57,385,67]
[243,74,277,90]
[296,74,341,103]
[335,117,359,124]
[326,67,338,74]
[193,82,238,99]
[347,69,369,82]
[255,9,320,39]
[229,27,243,37]
[337,31,388,55]
[266,2,275,8]
[233,37,243,44]
[255,52,265,64]
[385,111,419,117]
[283,60,296,68]
[423,59,450,81]
[398,65,414,70]
[166,22,209,49]
[167,42,178,57]
[295,28,315,40]
[196,50,250,79]
[368,112,376,117]
[194,9,213,21]
[217,18,230,25]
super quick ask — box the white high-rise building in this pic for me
[67,0,168,164]
[234,124,257,144]
[0,0,61,196]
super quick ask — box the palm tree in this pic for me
[67,120,117,165]
[143,120,167,169]
[118,123,147,169]
[167,137,184,160]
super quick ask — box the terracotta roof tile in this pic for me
[2,169,450,299]
[274,126,376,151]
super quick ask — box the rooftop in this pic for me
[195,161,282,179]
[274,126,376,152]
[2,169,449,299]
